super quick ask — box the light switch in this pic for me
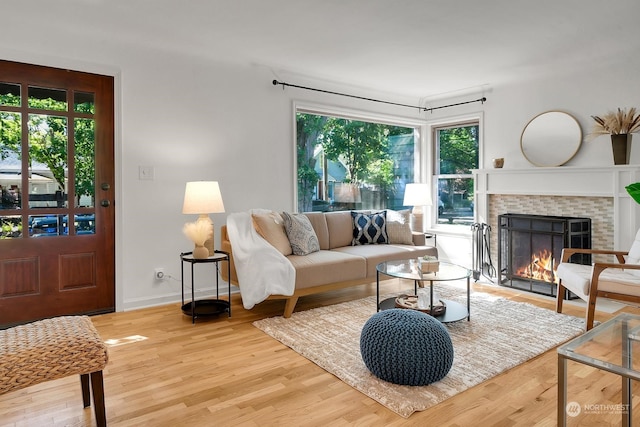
[139,166,155,180]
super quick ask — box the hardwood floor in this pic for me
[1,279,639,426]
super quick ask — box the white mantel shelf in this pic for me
[473,166,640,197]
[473,165,640,250]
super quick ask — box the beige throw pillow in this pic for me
[252,211,293,256]
[386,209,414,245]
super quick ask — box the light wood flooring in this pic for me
[2,279,640,426]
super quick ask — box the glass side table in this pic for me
[180,250,231,324]
[557,313,640,426]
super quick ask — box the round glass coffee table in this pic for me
[376,259,471,323]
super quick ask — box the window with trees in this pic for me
[434,122,479,227]
[296,109,420,213]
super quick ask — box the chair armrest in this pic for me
[561,248,628,263]
[593,262,640,271]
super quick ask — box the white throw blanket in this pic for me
[226,210,296,309]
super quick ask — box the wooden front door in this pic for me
[0,61,115,328]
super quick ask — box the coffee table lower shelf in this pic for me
[379,297,468,323]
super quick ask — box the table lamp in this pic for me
[182,181,225,257]
[403,183,432,233]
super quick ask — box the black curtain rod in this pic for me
[272,79,486,113]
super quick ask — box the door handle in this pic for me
[101,200,110,207]
[101,183,110,191]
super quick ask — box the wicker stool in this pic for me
[360,309,454,386]
[0,316,109,426]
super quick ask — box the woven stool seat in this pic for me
[0,315,108,426]
[360,309,454,386]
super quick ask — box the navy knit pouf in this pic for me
[360,309,454,386]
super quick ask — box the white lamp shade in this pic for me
[182,181,225,214]
[403,183,432,206]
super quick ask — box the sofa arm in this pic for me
[220,225,239,285]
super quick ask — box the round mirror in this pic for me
[520,111,582,167]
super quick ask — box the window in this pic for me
[434,122,479,227]
[295,107,421,213]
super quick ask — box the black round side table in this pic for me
[180,250,231,324]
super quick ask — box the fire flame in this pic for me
[515,249,557,284]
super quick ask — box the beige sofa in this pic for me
[221,210,438,317]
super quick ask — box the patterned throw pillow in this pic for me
[352,211,388,245]
[385,209,413,245]
[281,212,320,255]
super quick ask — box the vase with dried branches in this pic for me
[183,220,213,259]
[590,107,640,165]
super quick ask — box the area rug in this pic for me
[253,282,586,418]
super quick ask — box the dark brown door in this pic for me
[0,60,115,327]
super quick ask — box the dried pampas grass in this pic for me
[590,107,640,138]
[182,220,213,246]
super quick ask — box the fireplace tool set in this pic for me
[471,222,495,282]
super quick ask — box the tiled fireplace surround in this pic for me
[473,166,640,267]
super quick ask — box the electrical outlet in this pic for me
[154,268,165,280]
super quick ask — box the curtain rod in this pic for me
[272,79,486,113]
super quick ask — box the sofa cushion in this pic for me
[558,262,640,300]
[325,211,355,249]
[251,211,292,256]
[288,250,367,289]
[352,211,388,245]
[303,212,330,250]
[334,244,437,277]
[556,262,590,299]
[386,209,413,245]
[282,212,320,255]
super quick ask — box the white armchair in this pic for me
[556,229,640,330]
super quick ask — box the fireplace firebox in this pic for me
[497,213,591,297]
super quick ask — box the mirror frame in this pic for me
[520,111,582,167]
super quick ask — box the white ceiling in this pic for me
[9,0,640,99]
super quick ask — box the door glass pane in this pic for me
[0,215,21,239]
[28,86,67,111]
[1,111,22,211]
[75,213,95,235]
[28,114,68,208]
[0,82,20,106]
[74,118,95,208]
[74,92,95,114]
[29,214,68,237]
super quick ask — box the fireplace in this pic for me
[497,213,591,296]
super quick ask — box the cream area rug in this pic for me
[253,282,586,418]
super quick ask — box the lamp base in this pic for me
[196,214,215,256]
[411,207,425,233]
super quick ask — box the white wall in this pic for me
[1,31,638,311]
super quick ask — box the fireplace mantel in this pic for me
[473,166,640,250]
